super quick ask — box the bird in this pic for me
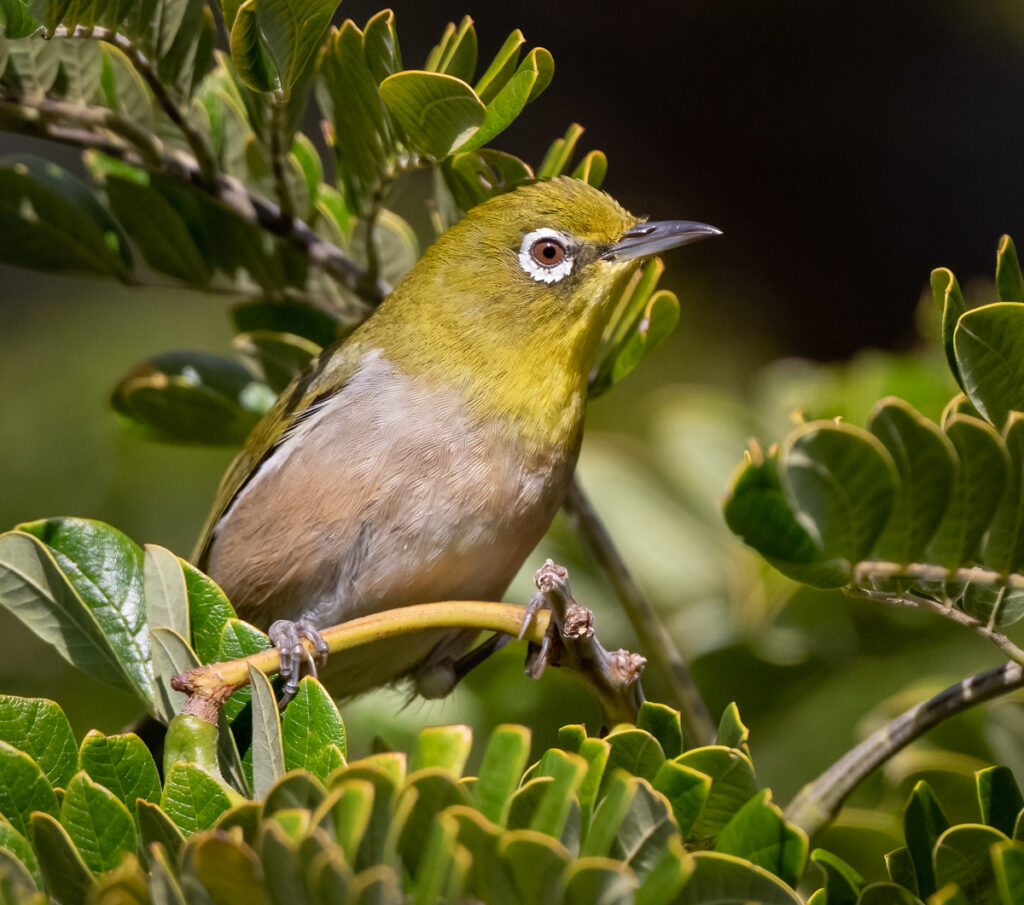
[192,176,719,701]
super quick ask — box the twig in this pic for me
[785,661,1024,836]
[0,92,390,304]
[846,584,1024,667]
[563,475,716,746]
[268,92,294,224]
[49,25,220,187]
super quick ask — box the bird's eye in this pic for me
[531,238,566,268]
[518,228,574,284]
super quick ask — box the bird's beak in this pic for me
[601,220,722,262]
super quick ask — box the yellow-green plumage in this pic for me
[192,177,712,698]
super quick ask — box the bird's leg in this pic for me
[413,632,512,698]
[521,559,591,678]
[268,618,329,706]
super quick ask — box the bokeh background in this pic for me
[5,0,1024,879]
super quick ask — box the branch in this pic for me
[0,92,390,304]
[50,25,220,187]
[268,92,294,223]
[562,475,716,746]
[785,661,1024,836]
[846,583,1024,668]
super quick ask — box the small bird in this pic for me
[192,177,719,700]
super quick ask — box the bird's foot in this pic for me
[268,618,329,707]
[521,559,594,679]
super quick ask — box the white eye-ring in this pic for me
[519,228,574,284]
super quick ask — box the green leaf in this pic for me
[136,799,185,864]
[59,772,136,874]
[280,677,347,781]
[409,725,472,778]
[182,559,236,662]
[104,173,211,285]
[885,846,919,895]
[396,769,471,874]
[144,544,190,639]
[715,703,750,756]
[563,858,637,905]
[933,824,1005,905]
[781,420,898,565]
[724,448,847,588]
[256,0,339,93]
[379,70,486,160]
[993,840,1024,905]
[867,397,956,564]
[111,351,271,446]
[362,9,401,84]
[955,302,1024,428]
[231,298,341,348]
[443,147,532,209]
[856,881,925,904]
[260,820,304,905]
[0,156,131,278]
[675,746,758,842]
[635,836,694,905]
[652,761,711,838]
[924,415,1008,570]
[508,749,586,841]
[473,723,531,825]
[997,235,1024,302]
[425,16,477,82]
[58,38,102,104]
[0,815,40,889]
[161,762,233,833]
[321,19,393,213]
[458,47,553,151]
[0,0,38,38]
[977,766,1024,838]
[979,413,1024,583]
[537,123,584,179]
[499,830,568,905]
[184,832,267,905]
[811,848,864,905]
[350,207,419,287]
[0,740,58,838]
[473,29,524,103]
[5,34,62,97]
[31,812,94,905]
[17,517,152,700]
[77,731,160,814]
[217,617,271,723]
[904,780,949,899]
[576,738,611,831]
[314,779,374,866]
[0,695,76,788]
[932,267,967,392]
[233,330,320,393]
[0,530,136,693]
[249,664,285,799]
[572,149,608,187]
[607,778,679,882]
[582,770,638,858]
[149,626,198,726]
[602,729,666,791]
[100,46,156,130]
[676,851,803,904]
[714,789,808,887]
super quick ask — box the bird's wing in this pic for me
[190,342,364,568]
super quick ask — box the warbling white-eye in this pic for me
[192,177,719,700]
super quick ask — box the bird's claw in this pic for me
[522,559,594,679]
[268,618,328,707]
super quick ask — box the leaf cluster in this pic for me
[725,236,1024,628]
[811,768,1024,905]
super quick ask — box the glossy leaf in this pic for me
[637,703,683,760]
[257,0,340,93]
[185,832,266,905]
[932,824,1005,905]
[608,778,679,882]
[379,70,486,160]
[31,812,94,905]
[500,829,569,905]
[397,769,471,874]
[572,149,608,187]
[536,122,585,179]
[856,881,924,904]
[867,398,956,564]
[249,664,285,799]
[713,789,807,887]
[473,723,531,825]
[716,703,750,756]
[993,840,1024,905]
[0,695,76,788]
[149,626,198,726]
[931,267,966,391]
[904,780,949,899]
[229,0,277,92]
[78,730,160,815]
[676,851,803,904]
[0,530,136,692]
[997,235,1024,302]
[977,766,1024,838]
[473,29,524,103]
[144,544,190,642]
[652,761,710,838]
[675,746,758,842]
[564,857,637,905]
[443,148,533,210]
[231,298,341,349]
[362,9,401,84]
[781,421,898,566]
[811,847,864,905]
[955,303,1024,428]
[0,740,58,838]
[0,156,130,278]
[233,330,320,393]
[279,677,347,781]
[161,762,234,833]
[111,351,272,446]
[217,617,271,723]
[601,728,666,791]
[59,772,137,874]
[425,15,477,82]
[17,517,152,700]
[409,724,472,778]
[136,799,186,864]
[925,415,1008,570]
